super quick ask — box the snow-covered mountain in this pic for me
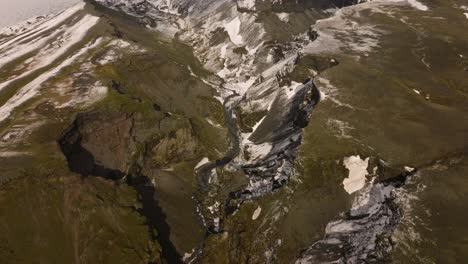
[1,0,468,263]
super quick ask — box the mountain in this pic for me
[0,0,467,263]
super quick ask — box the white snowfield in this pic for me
[0,0,81,28]
[195,157,210,170]
[375,0,428,11]
[284,82,304,100]
[252,206,262,220]
[461,6,468,19]
[0,14,100,92]
[237,0,256,11]
[224,16,244,46]
[276,13,290,23]
[342,155,370,194]
[0,4,101,124]
[406,0,428,11]
[0,2,86,68]
[0,37,104,123]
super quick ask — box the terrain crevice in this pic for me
[58,112,183,264]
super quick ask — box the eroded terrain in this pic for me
[0,0,467,263]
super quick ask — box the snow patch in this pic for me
[326,221,355,233]
[55,81,108,109]
[220,44,228,59]
[342,155,370,194]
[207,201,220,214]
[252,116,266,132]
[284,82,303,99]
[0,37,103,123]
[206,118,222,128]
[407,0,428,11]
[213,217,220,231]
[0,14,100,92]
[0,3,87,69]
[276,13,290,23]
[252,206,262,220]
[0,151,30,157]
[195,157,209,170]
[156,0,181,15]
[237,0,256,11]
[224,16,243,46]
[182,249,195,262]
[242,134,273,161]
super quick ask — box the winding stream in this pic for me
[196,93,241,192]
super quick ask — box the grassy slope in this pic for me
[0,2,230,262]
[294,2,468,263]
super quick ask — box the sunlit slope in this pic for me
[0,2,228,263]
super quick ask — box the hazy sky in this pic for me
[0,0,81,28]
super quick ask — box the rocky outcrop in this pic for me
[59,111,136,180]
[297,169,413,264]
[231,79,321,202]
[59,110,182,263]
[150,127,198,166]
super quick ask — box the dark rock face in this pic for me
[150,127,198,166]
[307,29,319,41]
[232,79,321,203]
[59,111,135,180]
[128,170,183,264]
[58,111,183,264]
[297,170,415,264]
